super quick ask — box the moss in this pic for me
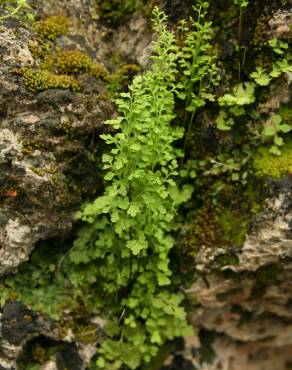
[75,324,98,344]
[56,50,108,78]
[22,68,80,92]
[182,207,225,257]
[183,181,264,267]
[253,141,292,179]
[32,345,47,364]
[184,204,249,257]
[214,253,239,267]
[96,0,144,26]
[21,139,46,156]
[35,15,70,40]
[218,208,249,248]
[278,104,292,125]
[29,165,57,177]
[142,343,176,370]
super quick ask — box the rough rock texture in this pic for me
[0,302,55,369]
[167,179,292,370]
[0,1,292,369]
[0,23,105,274]
[0,0,153,276]
[0,1,153,368]
[0,301,101,369]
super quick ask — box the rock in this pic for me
[0,11,108,275]
[0,302,54,369]
[178,179,292,369]
[113,13,152,67]
[56,344,83,370]
[269,10,292,39]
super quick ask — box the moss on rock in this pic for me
[35,15,70,40]
[56,50,108,78]
[22,68,80,92]
[253,141,292,179]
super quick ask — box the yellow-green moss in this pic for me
[35,15,70,40]
[23,69,80,92]
[253,141,292,179]
[56,50,108,78]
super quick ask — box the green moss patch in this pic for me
[253,141,292,179]
[23,68,80,92]
[35,15,70,40]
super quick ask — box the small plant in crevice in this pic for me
[215,8,292,157]
[177,0,218,151]
[0,0,35,22]
[69,7,193,370]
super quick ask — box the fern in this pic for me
[177,0,218,150]
[70,7,192,370]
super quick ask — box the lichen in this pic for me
[35,15,70,40]
[253,141,292,179]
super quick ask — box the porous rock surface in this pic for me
[0,0,152,276]
[164,179,292,370]
[0,23,104,275]
[0,1,292,370]
[0,1,152,368]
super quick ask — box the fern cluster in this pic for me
[69,8,192,370]
[177,0,218,149]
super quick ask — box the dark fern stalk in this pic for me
[69,7,192,370]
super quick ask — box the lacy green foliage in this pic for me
[253,140,292,179]
[261,113,291,156]
[215,15,292,156]
[0,0,35,22]
[177,0,218,148]
[0,244,70,321]
[34,15,70,40]
[69,8,193,369]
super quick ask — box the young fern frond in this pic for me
[177,0,218,152]
[70,7,192,370]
